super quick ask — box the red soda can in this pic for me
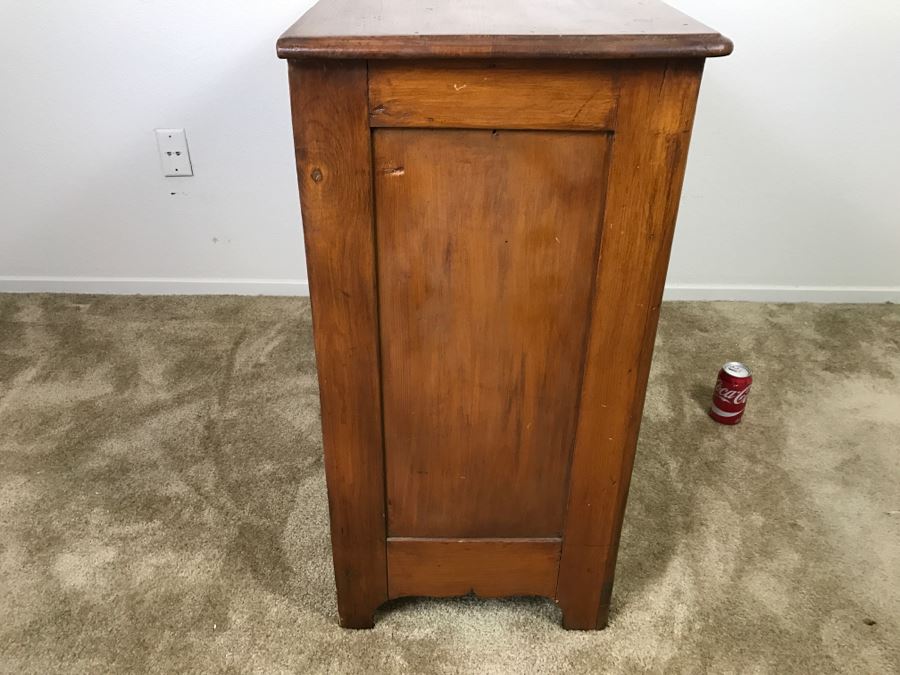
[709,362,752,425]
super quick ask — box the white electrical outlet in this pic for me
[155,128,193,177]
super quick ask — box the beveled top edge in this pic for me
[277,0,733,60]
[276,34,734,60]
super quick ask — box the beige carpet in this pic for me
[0,294,898,673]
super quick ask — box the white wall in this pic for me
[0,0,313,296]
[666,0,900,302]
[1,1,899,302]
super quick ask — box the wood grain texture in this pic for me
[387,539,561,599]
[277,0,733,60]
[288,60,387,629]
[555,59,704,630]
[374,128,610,539]
[368,60,618,130]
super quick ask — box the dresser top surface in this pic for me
[277,0,733,60]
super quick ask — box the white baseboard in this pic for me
[1,277,897,303]
[663,283,899,303]
[0,276,310,296]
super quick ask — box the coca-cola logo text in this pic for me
[715,378,751,404]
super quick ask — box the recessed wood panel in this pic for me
[375,128,610,538]
[368,60,618,130]
[387,538,561,599]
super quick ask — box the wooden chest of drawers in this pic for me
[277,0,731,630]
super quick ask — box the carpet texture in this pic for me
[0,294,897,673]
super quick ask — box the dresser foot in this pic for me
[338,608,377,629]
[563,606,609,630]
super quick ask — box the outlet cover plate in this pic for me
[155,128,193,177]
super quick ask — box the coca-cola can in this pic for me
[709,362,752,425]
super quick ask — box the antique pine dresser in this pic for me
[277,0,732,630]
